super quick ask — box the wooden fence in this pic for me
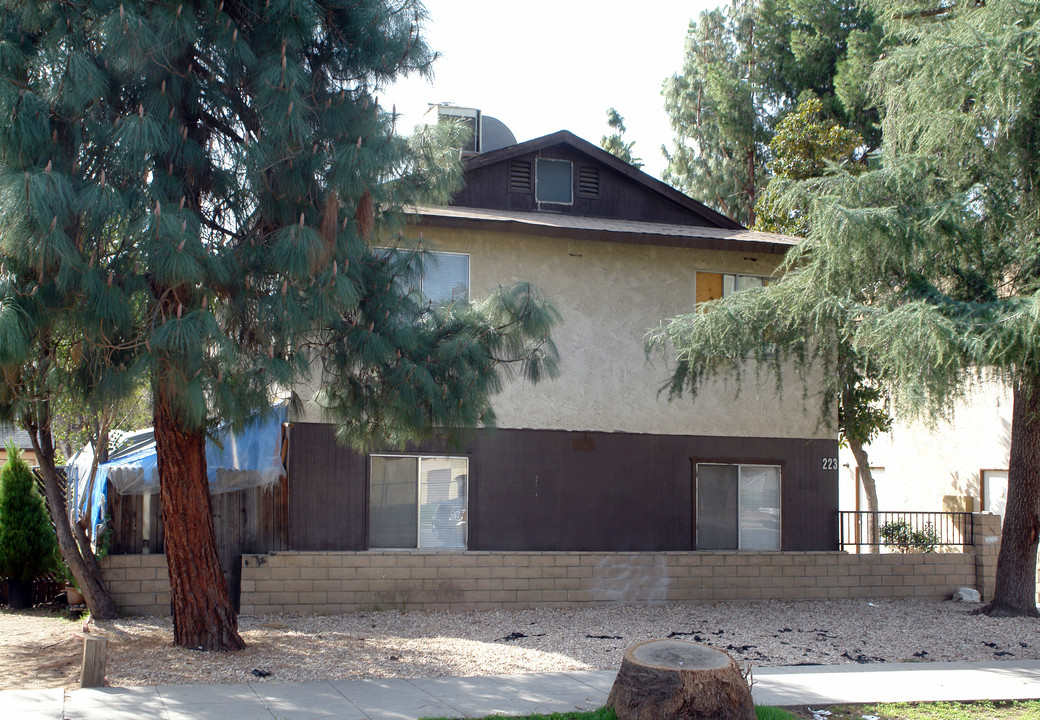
[107,476,289,609]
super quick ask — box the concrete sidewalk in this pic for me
[4,660,1040,720]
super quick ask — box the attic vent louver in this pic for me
[509,160,532,193]
[578,166,600,198]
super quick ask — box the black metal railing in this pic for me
[839,511,974,552]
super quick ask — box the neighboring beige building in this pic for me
[839,380,1012,520]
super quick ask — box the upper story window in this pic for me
[535,159,573,204]
[695,271,772,305]
[421,251,470,303]
[379,249,470,304]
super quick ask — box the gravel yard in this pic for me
[2,598,1038,691]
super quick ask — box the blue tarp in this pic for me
[78,405,288,529]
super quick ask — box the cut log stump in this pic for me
[79,635,108,688]
[607,639,755,720]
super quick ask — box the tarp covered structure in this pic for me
[75,405,288,529]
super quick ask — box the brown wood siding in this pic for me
[286,423,368,550]
[286,426,838,552]
[452,148,716,226]
[107,477,288,609]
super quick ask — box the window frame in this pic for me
[368,453,470,550]
[694,462,782,551]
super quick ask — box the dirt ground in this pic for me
[4,598,1039,694]
[0,609,101,690]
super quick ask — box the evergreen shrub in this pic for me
[0,441,59,583]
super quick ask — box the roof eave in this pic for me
[412,211,794,256]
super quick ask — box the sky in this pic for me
[382,0,722,181]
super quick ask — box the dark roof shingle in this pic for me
[0,424,35,450]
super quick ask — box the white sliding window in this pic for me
[696,463,781,550]
[369,456,468,549]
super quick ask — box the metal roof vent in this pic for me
[429,104,517,155]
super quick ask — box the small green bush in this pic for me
[880,520,940,553]
[0,441,59,582]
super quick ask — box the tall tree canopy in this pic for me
[751,94,890,548]
[663,0,878,226]
[653,0,1040,616]
[0,0,559,648]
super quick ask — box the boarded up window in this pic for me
[696,272,771,306]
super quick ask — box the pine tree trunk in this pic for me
[982,372,1040,617]
[849,440,880,554]
[154,381,244,650]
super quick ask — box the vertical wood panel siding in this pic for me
[287,424,367,550]
[286,425,838,552]
[107,477,288,609]
[453,149,715,225]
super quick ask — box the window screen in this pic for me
[369,456,418,548]
[697,464,739,549]
[535,159,573,204]
[736,275,768,291]
[697,463,781,550]
[370,456,468,549]
[376,249,469,305]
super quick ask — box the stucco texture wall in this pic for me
[416,226,830,440]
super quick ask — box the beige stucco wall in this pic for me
[300,226,832,440]
[838,379,1012,512]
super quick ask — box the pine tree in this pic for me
[654,0,1040,616]
[0,0,559,649]
[751,95,889,548]
[663,0,878,225]
[600,108,643,169]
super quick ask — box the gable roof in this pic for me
[462,130,744,230]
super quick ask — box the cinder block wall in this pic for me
[238,550,977,614]
[974,513,1002,601]
[100,513,1007,616]
[99,554,171,615]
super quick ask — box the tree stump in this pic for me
[607,639,755,720]
[79,635,107,688]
